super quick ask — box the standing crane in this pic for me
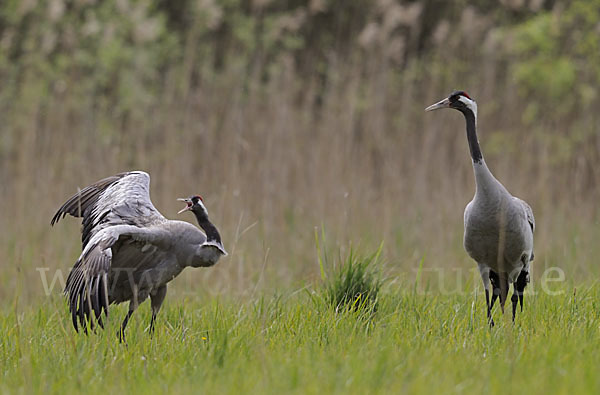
[425,91,534,325]
[51,171,227,339]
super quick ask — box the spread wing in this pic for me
[51,171,165,248]
[64,224,172,332]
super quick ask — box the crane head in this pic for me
[425,91,477,117]
[177,195,208,217]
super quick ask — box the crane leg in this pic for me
[511,293,518,322]
[485,288,494,327]
[118,308,135,343]
[149,285,167,336]
[490,291,498,311]
[118,284,140,343]
[489,271,500,312]
[515,269,529,314]
[519,293,524,312]
[498,278,509,314]
[478,264,494,327]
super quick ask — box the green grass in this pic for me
[1,285,599,394]
[321,243,384,312]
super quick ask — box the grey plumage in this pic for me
[426,91,534,325]
[52,171,227,337]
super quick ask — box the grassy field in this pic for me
[1,283,599,394]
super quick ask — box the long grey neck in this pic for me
[461,109,504,197]
[462,109,482,163]
[193,212,222,244]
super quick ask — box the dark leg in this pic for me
[515,270,530,313]
[118,284,139,343]
[485,288,495,327]
[511,292,518,322]
[149,285,167,336]
[479,265,495,327]
[490,291,498,311]
[498,277,509,314]
[511,269,530,322]
[489,271,500,312]
[118,308,135,343]
[149,314,157,335]
[519,293,524,312]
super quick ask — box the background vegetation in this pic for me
[1,0,600,391]
[2,0,598,301]
[0,0,598,289]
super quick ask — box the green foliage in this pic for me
[0,0,179,152]
[0,0,599,162]
[511,0,600,121]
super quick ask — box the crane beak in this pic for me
[177,198,192,214]
[425,97,451,112]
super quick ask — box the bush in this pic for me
[317,238,384,312]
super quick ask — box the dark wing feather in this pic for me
[51,171,165,248]
[54,171,171,331]
[63,224,173,332]
[516,198,535,233]
[51,173,125,225]
[514,197,535,261]
[65,240,114,332]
